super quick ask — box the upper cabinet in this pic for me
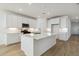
[48,18,60,28]
[29,19,36,28]
[60,16,67,28]
[6,12,36,28]
[48,18,60,24]
[6,13,18,28]
[22,17,29,24]
[17,15,23,28]
[22,17,36,28]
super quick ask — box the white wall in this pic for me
[71,22,79,34]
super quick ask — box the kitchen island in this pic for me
[21,33,57,56]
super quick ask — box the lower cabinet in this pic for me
[5,33,20,45]
[21,35,56,56]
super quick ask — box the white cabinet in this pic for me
[6,14,18,28]
[5,13,21,45]
[59,16,71,41]
[22,17,36,28]
[22,17,29,24]
[48,18,59,28]
[17,15,23,28]
[29,19,36,28]
[48,18,60,25]
[6,13,36,28]
[60,17,67,28]
[21,34,56,56]
[0,11,37,45]
[48,16,71,41]
[5,33,20,45]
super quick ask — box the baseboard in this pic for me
[71,34,79,36]
[7,42,21,46]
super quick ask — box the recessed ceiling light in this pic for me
[47,12,50,15]
[28,3,32,5]
[75,16,79,19]
[37,16,41,18]
[18,8,23,11]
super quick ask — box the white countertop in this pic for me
[21,33,56,40]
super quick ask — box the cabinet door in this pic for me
[29,19,36,28]
[22,17,36,28]
[48,18,59,28]
[60,17,67,28]
[51,25,59,34]
[22,17,29,24]
[7,33,20,45]
[6,14,18,28]
[17,16,23,28]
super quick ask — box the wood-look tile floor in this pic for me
[42,35,79,56]
[0,43,25,56]
[0,35,79,56]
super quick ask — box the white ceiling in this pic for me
[0,3,79,22]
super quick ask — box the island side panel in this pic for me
[21,36,34,56]
[34,35,56,56]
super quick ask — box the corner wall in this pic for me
[0,11,6,45]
